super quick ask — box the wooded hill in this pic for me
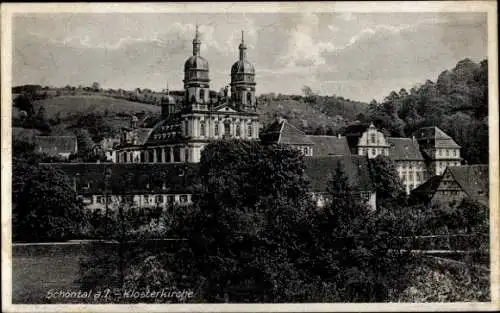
[12,58,489,165]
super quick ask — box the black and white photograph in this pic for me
[1,1,498,311]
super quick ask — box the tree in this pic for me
[307,164,413,302]
[368,155,407,209]
[13,165,87,242]
[75,129,95,157]
[169,140,316,302]
[91,82,101,92]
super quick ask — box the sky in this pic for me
[12,11,488,102]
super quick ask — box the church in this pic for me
[115,27,260,163]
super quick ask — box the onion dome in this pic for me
[184,24,209,73]
[231,31,255,76]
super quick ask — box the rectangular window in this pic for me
[167,195,174,205]
[155,195,163,204]
[247,124,253,138]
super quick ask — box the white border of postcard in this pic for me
[1,1,499,312]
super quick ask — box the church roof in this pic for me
[40,163,201,195]
[387,137,424,161]
[231,59,255,75]
[306,135,351,157]
[447,165,489,207]
[260,119,314,145]
[304,155,373,192]
[184,55,209,72]
[413,126,460,148]
[33,136,78,156]
[145,115,184,145]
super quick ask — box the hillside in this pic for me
[13,95,160,142]
[367,58,488,164]
[32,95,160,118]
[258,96,369,134]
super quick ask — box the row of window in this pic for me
[399,171,425,183]
[191,121,254,138]
[118,147,186,163]
[297,146,313,156]
[399,161,425,170]
[92,194,190,205]
[436,148,459,158]
[359,147,389,157]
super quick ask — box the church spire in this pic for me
[192,24,201,56]
[239,30,247,60]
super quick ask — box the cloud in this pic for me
[278,13,338,68]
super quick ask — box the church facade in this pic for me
[115,27,260,164]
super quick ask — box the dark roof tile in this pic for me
[387,137,424,161]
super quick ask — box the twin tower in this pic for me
[183,25,256,112]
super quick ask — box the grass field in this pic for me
[12,243,91,304]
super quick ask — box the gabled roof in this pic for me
[33,136,78,155]
[409,175,442,204]
[40,163,200,195]
[414,126,460,148]
[304,155,373,192]
[306,135,351,157]
[447,165,489,207]
[260,119,314,145]
[387,137,424,161]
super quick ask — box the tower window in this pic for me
[200,120,206,137]
[370,134,376,144]
[214,123,219,136]
[247,124,253,138]
[246,92,252,105]
[185,149,189,162]
[185,121,189,136]
[199,89,205,102]
[236,124,241,137]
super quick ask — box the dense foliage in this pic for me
[368,155,407,208]
[367,58,488,164]
[13,161,86,242]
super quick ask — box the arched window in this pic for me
[246,92,252,105]
[247,124,253,138]
[165,147,171,163]
[173,146,181,162]
[200,120,206,137]
[140,151,145,163]
[149,150,155,162]
[199,89,205,102]
[224,120,231,136]
[185,149,189,162]
[156,148,163,162]
[184,121,189,136]
[214,123,219,136]
[224,121,231,136]
[236,124,241,137]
